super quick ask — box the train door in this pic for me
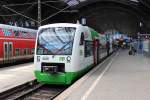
[96,40,100,63]
[79,32,84,63]
[9,42,13,58]
[93,39,99,65]
[3,42,13,61]
[4,42,8,61]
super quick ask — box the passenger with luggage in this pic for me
[106,40,110,56]
[129,41,136,55]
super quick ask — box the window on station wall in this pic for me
[15,48,20,56]
[14,30,20,37]
[84,41,93,57]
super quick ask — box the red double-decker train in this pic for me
[0,24,37,65]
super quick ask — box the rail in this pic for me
[0,80,67,100]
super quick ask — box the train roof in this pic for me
[0,24,37,33]
[39,23,82,30]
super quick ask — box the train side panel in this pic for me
[12,39,35,61]
[0,39,4,63]
[65,26,94,84]
[0,24,37,65]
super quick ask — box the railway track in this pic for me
[0,80,67,100]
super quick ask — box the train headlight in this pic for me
[66,56,71,63]
[42,66,58,74]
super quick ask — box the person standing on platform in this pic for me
[139,39,143,54]
[106,40,110,56]
[129,41,136,55]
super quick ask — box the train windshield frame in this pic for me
[36,27,76,55]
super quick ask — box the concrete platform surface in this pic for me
[0,63,35,93]
[55,50,150,100]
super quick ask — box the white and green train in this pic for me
[34,23,113,85]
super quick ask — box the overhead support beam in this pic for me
[0,13,19,17]
[0,3,36,17]
[38,0,41,27]
[42,3,61,10]
[2,1,62,7]
[41,5,71,22]
[2,5,39,23]
[0,0,75,26]
[61,10,79,13]
[42,2,78,12]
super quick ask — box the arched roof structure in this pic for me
[0,0,150,35]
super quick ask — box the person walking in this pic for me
[129,41,136,55]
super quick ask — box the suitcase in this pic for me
[129,50,132,55]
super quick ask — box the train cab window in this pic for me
[15,48,20,56]
[80,33,84,45]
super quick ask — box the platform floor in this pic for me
[0,63,35,93]
[55,50,150,100]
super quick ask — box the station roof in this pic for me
[0,0,150,35]
[0,0,149,22]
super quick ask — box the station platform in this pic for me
[55,50,150,100]
[0,63,35,93]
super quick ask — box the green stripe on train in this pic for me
[34,65,93,85]
[90,28,99,39]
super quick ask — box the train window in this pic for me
[4,44,8,58]
[80,33,84,45]
[85,41,93,57]
[22,31,28,38]
[14,30,20,37]
[37,27,76,55]
[5,44,7,52]
[32,49,35,54]
[3,29,11,36]
[15,48,20,56]
[27,49,30,55]
[9,44,12,57]
[24,49,27,55]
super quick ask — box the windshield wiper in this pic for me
[54,40,72,54]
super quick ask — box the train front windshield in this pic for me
[37,27,76,55]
